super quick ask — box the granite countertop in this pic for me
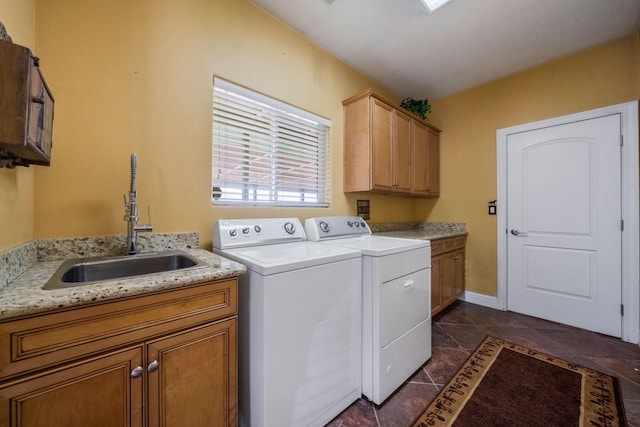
[374,229,467,240]
[0,240,246,322]
[370,221,467,241]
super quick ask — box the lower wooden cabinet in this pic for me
[0,347,144,427]
[431,236,466,316]
[0,279,238,427]
[147,319,236,427]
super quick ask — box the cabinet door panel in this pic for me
[431,256,442,313]
[441,253,456,307]
[412,121,429,195]
[147,318,237,427]
[395,111,412,193]
[426,128,440,195]
[442,249,465,308]
[26,66,53,161]
[0,347,143,427]
[371,98,394,191]
[452,250,465,299]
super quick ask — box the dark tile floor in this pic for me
[327,300,640,427]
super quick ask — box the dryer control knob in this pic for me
[284,222,296,234]
[242,227,251,235]
[229,228,238,237]
[319,221,330,232]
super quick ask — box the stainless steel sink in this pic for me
[44,250,208,290]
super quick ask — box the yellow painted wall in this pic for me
[31,0,413,249]
[419,33,640,297]
[0,0,35,251]
[3,0,639,303]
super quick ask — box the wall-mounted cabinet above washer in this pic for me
[0,41,54,168]
[342,89,440,197]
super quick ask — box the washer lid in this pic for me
[213,241,361,275]
[316,235,429,257]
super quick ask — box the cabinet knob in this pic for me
[453,256,460,260]
[147,359,160,372]
[131,366,144,378]
[31,94,45,104]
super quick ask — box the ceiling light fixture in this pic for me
[419,0,452,12]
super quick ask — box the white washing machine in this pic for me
[212,218,362,427]
[305,216,431,404]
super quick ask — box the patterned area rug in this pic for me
[413,335,627,426]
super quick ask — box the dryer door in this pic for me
[381,267,430,347]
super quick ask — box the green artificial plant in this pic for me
[400,97,431,119]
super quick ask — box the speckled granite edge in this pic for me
[368,222,422,232]
[0,248,246,321]
[0,241,37,291]
[369,221,466,234]
[37,232,200,262]
[0,233,200,291]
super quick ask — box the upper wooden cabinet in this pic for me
[411,121,440,196]
[343,90,440,197]
[0,41,54,168]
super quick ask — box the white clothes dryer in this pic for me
[213,218,362,427]
[305,216,431,404]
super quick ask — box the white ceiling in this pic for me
[249,0,640,100]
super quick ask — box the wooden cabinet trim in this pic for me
[343,89,440,197]
[0,279,237,382]
[431,236,466,316]
[343,89,441,132]
[147,318,237,427]
[431,236,466,256]
[0,41,54,167]
[0,346,144,427]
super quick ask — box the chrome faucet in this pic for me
[124,154,153,255]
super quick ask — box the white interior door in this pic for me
[506,114,622,337]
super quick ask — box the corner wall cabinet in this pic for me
[0,40,54,168]
[343,89,440,197]
[411,121,440,197]
[0,279,237,426]
[431,236,466,316]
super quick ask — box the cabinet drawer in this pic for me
[430,236,466,256]
[0,279,237,381]
[452,237,466,250]
[430,240,444,255]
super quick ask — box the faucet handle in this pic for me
[134,205,153,233]
[123,194,130,221]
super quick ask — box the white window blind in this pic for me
[212,77,331,207]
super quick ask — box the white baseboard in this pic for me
[460,291,500,310]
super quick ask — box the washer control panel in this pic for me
[304,216,371,241]
[213,218,305,249]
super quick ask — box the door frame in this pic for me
[496,101,639,344]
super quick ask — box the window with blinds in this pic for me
[212,78,331,207]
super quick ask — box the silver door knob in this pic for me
[131,366,144,378]
[510,229,528,236]
[147,360,160,372]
